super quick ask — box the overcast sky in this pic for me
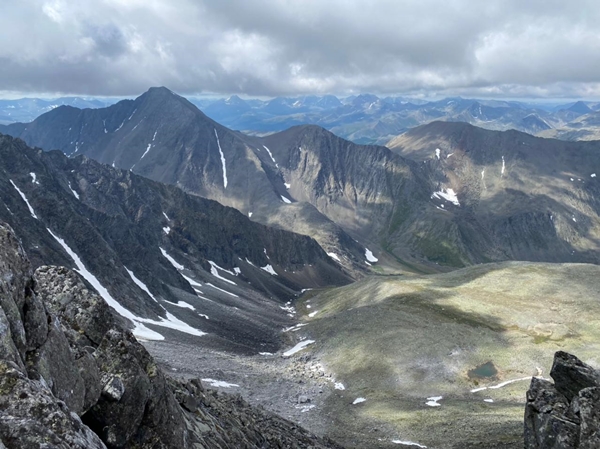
[2,0,600,99]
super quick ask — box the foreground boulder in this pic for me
[0,222,342,449]
[525,351,600,448]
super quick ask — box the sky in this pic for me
[2,0,600,99]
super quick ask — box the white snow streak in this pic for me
[47,229,205,340]
[501,156,506,176]
[10,180,38,219]
[352,397,367,405]
[205,282,239,297]
[281,195,292,204]
[283,340,315,357]
[160,247,185,270]
[470,376,532,393]
[140,143,152,160]
[261,264,278,275]
[263,145,278,167]
[163,212,170,220]
[125,267,158,302]
[68,182,80,200]
[208,261,237,285]
[214,129,228,188]
[365,248,378,263]
[435,148,441,159]
[392,440,427,448]
[308,310,318,317]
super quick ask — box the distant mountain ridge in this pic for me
[5,87,600,271]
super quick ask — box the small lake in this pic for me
[468,361,498,379]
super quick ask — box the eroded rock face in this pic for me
[0,222,343,449]
[525,351,600,448]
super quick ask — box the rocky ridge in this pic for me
[0,222,343,448]
[525,351,600,448]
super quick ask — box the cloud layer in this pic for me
[2,0,600,98]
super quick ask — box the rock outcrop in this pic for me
[525,351,600,448]
[0,222,343,449]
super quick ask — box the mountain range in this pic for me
[3,87,600,273]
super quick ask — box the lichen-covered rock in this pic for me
[0,221,343,448]
[525,351,600,449]
[0,360,106,449]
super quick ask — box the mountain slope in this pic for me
[0,224,343,448]
[387,121,600,265]
[0,132,350,354]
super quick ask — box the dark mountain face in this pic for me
[388,121,600,265]
[0,132,350,354]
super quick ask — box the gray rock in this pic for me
[551,351,600,401]
[578,387,600,449]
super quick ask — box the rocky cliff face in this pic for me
[0,222,343,449]
[525,351,600,448]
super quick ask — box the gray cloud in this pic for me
[2,0,600,98]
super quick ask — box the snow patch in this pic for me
[202,378,239,388]
[431,188,460,206]
[259,352,274,356]
[284,182,291,189]
[446,153,453,159]
[162,226,171,235]
[435,148,441,159]
[214,129,228,188]
[283,340,315,357]
[334,382,345,390]
[308,311,318,317]
[425,396,442,407]
[261,264,278,275]
[352,397,367,405]
[484,399,494,403]
[501,156,506,176]
[10,180,38,219]
[327,252,341,262]
[163,212,170,220]
[29,173,39,184]
[592,173,597,178]
[280,195,292,204]
[365,248,378,263]
[248,211,253,217]
[171,301,195,310]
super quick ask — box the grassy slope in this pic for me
[295,261,600,448]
